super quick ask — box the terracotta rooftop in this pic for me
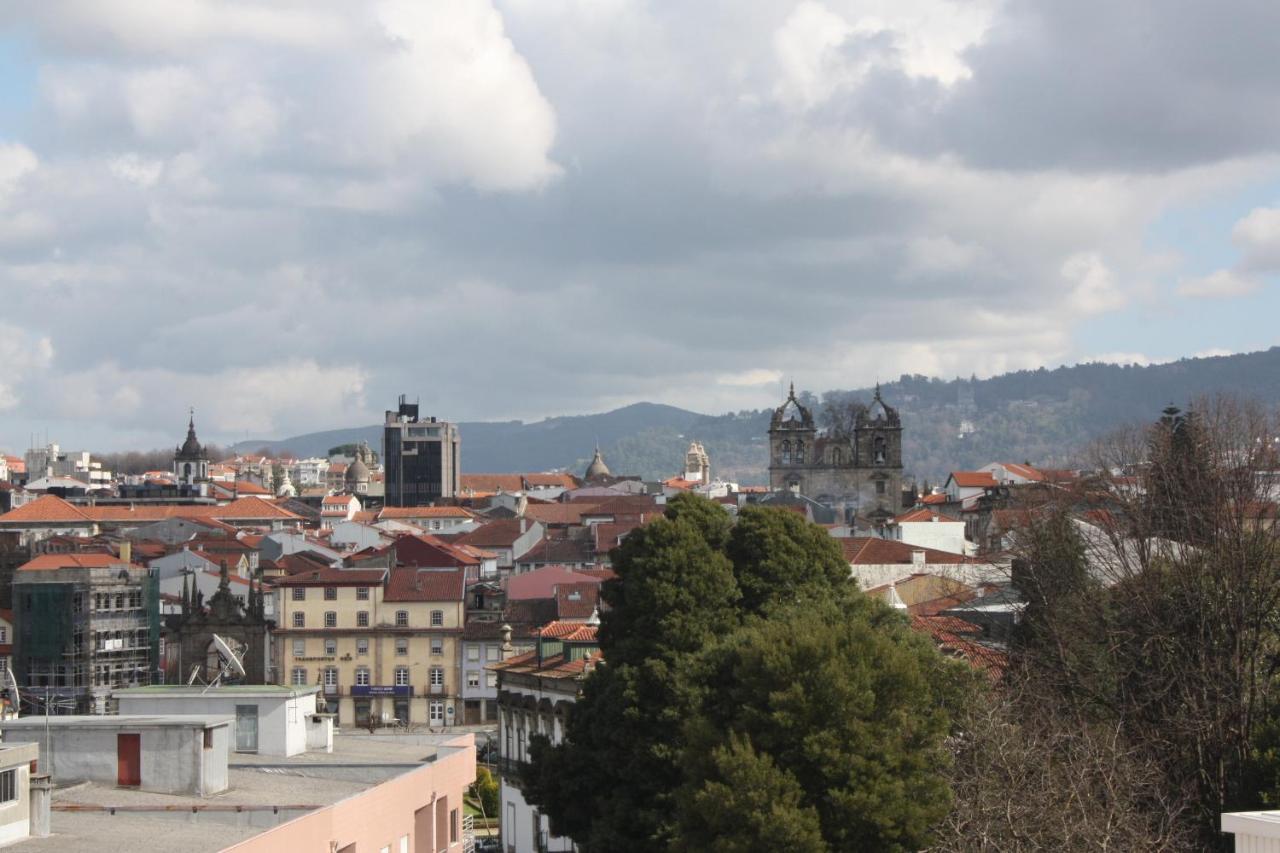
[947,471,999,489]
[19,553,137,571]
[378,506,475,520]
[384,566,466,602]
[837,537,974,565]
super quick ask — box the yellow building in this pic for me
[274,566,466,728]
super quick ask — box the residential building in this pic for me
[273,566,466,728]
[491,620,601,853]
[884,507,971,556]
[0,742,37,846]
[12,551,158,714]
[384,395,459,507]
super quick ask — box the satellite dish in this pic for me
[187,664,203,685]
[212,634,247,679]
[203,634,247,692]
[4,664,19,720]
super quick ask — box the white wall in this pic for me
[115,693,317,757]
[894,520,970,556]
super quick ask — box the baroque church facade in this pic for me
[768,384,904,521]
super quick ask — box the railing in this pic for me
[462,813,475,853]
[428,683,445,695]
[323,684,342,696]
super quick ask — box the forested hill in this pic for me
[233,347,1280,485]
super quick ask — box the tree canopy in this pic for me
[525,495,966,851]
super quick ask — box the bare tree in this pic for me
[1006,395,1280,846]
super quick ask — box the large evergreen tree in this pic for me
[526,496,964,851]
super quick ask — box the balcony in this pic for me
[323,684,343,696]
[428,683,445,695]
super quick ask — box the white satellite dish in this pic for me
[187,664,203,685]
[4,664,19,720]
[203,634,247,693]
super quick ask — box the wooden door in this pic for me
[117,733,141,786]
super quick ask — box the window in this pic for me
[430,666,444,686]
[467,671,480,688]
[0,628,8,644]
[485,646,500,662]
[395,666,409,686]
[781,439,791,464]
[292,639,305,658]
[356,587,370,601]
[876,479,886,495]
[430,610,443,627]
[467,646,480,662]
[356,611,369,627]
[832,448,842,465]
[396,638,408,656]
[431,638,443,656]
[324,611,337,628]
[450,808,458,843]
[324,667,338,687]
[429,701,444,724]
[395,610,408,627]
[292,612,305,628]
[356,638,369,656]
[356,667,370,686]
[794,442,805,464]
[486,672,497,689]
[291,587,305,601]
[324,639,337,656]
[323,587,337,601]
[291,667,307,685]
[0,769,15,804]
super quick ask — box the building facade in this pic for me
[768,384,904,522]
[491,621,600,853]
[384,396,460,507]
[273,566,466,728]
[12,552,159,714]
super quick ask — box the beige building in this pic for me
[274,566,466,728]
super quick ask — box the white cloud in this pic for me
[717,369,784,387]
[1177,269,1261,299]
[1062,252,1126,314]
[0,324,54,411]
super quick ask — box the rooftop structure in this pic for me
[14,732,477,853]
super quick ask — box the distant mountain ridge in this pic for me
[232,347,1280,484]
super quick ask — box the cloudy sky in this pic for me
[0,0,1276,452]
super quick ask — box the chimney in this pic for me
[911,549,926,568]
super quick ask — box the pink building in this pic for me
[224,733,476,853]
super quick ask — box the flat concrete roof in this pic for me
[0,714,233,730]
[12,732,472,853]
[115,685,321,698]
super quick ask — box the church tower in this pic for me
[768,384,816,493]
[174,411,210,486]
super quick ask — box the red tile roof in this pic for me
[456,519,533,549]
[506,566,608,600]
[384,566,465,602]
[894,507,960,523]
[837,537,974,565]
[0,495,91,524]
[537,621,599,642]
[948,471,998,488]
[378,506,475,520]
[921,493,948,505]
[19,553,136,571]
[273,567,387,586]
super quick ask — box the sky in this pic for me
[0,0,1276,452]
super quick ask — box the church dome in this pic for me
[346,456,371,486]
[585,447,611,480]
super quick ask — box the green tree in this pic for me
[725,505,850,614]
[527,496,962,852]
[687,594,961,851]
[673,734,827,853]
[525,511,741,851]
[471,766,499,818]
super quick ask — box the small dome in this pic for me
[346,457,370,485]
[585,447,611,480]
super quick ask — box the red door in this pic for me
[117,733,141,786]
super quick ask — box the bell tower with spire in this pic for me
[174,409,211,486]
